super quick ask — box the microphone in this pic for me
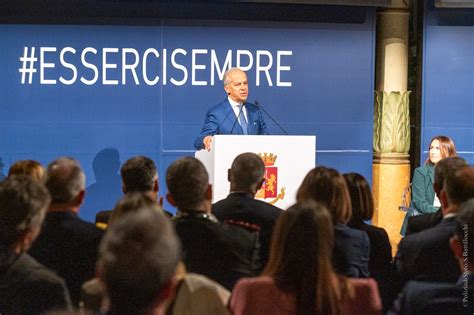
[230,102,245,134]
[255,100,288,135]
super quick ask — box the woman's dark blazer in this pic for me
[333,223,370,278]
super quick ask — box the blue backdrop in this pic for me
[0,12,376,221]
[421,1,474,164]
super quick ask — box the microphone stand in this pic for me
[255,101,288,135]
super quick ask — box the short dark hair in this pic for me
[230,153,265,191]
[0,175,51,248]
[121,156,157,193]
[434,156,467,187]
[444,166,474,206]
[166,157,208,211]
[98,208,180,313]
[45,157,85,203]
[455,198,474,260]
[109,192,162,225]
[343,173,374,223]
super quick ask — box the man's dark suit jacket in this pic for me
[0,252,72,314]
[333,223,370,278]
[28,210,104,306]
[388,275,474,314]
[395,216,459,285]
[406,209,443,236]
[212,192,282,266]
[174,212,261,290]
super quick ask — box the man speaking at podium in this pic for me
[194,68,268,151]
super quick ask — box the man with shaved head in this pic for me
[213,152,282,266]
[194,67,268,151]
[29,157,104,307]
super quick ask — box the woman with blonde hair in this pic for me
[296,166,370,278]
[230,201,381,315]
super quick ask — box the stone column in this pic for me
[372,8,410,255]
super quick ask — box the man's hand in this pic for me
[203,136,213,151]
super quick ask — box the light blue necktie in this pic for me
[238,104,248,135]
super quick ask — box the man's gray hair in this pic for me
[223,67,244,86]
[45,157,85,203]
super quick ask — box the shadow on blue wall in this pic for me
[0,157,6,181]
[80,148,123,222]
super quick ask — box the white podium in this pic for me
[195,135,316,210]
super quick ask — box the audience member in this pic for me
[344,172,393,310]
[230,201,382,315]
[0,176,72,313]
[401,135,457,235]
[83,193,230,314]
[395,166,474,285]
[213,152,282,266]
[406,156,467,235]
[98,207,180,315]
[8,159,44,181]
[95,156,171,226]
[389,198,474,314]
[167,157,261,290]
[29,157,104,306]
[296,166,370,278]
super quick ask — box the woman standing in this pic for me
[400,135,457,235]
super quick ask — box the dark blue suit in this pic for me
[194,99,268,150]
[388,275,474,314]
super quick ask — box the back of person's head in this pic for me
[98,208,181,314]
[229,152,265,192]
[109,192,163,225]
[343,173,374,224]
[444,166,474,207]
[434,156,467,189]
[8,160,45,182]
[296,166,352,225]
[45,157,85,204]
[454,199,474,268]
[166,157,209,211]
[120,156,158,193]
[0,175,51,250]
[264,201,340,315]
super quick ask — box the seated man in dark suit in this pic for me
[395,165,474,286]
[98,206,180,315]
[29,157,104,306]
[213,152,282,266]
[389,197,474,314]
[167,156,261,290]
[0,176,71,313]
[406,156,467,235]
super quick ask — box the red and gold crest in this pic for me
[256,153,285,205]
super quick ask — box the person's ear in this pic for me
[159,196,164,207]
[206,184,212,201]
[257,178,265,191]
[449,235,463,259]
[154,178,159,194]
[166,193,176,207]
[227,169,231,183]
[433,182,441,196]
[74,190,86,207]
[440,188,448,209]
[121,182,127,194]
